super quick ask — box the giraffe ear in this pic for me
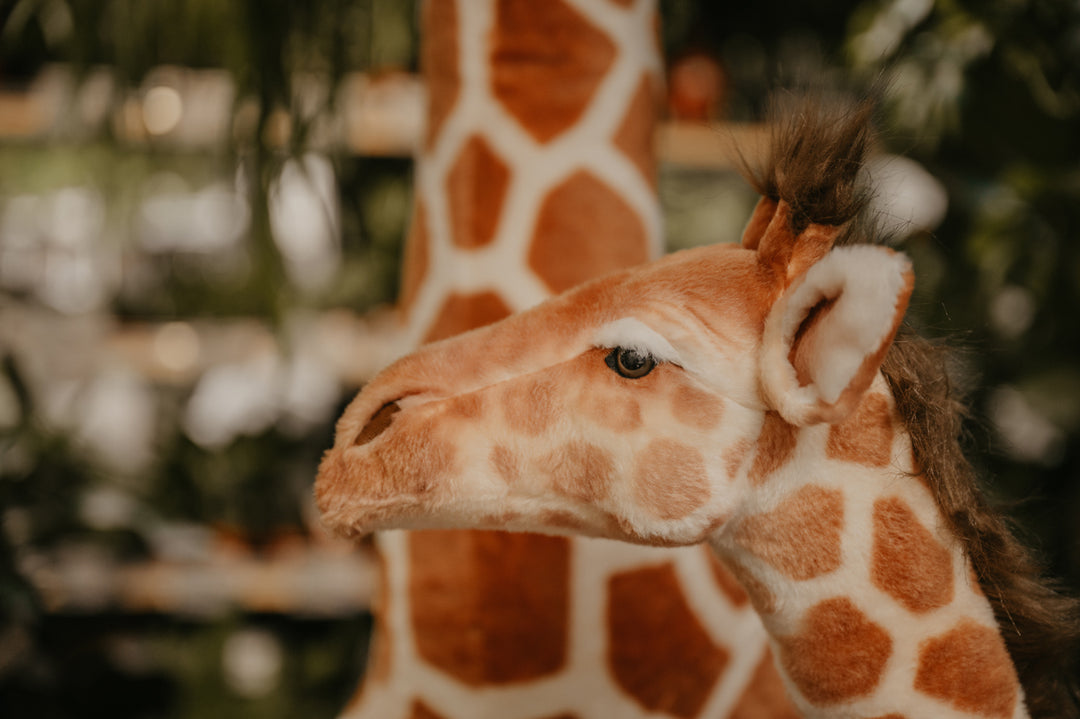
[759,245,914,426]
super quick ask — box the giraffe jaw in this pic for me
[315,398,725,546]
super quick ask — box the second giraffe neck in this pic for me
[708,390,1026,718]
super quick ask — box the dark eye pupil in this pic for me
[605,347,656,379]
[620,349,647,371]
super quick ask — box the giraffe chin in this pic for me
[317,494,423,539]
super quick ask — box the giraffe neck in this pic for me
[709,385,1026,719]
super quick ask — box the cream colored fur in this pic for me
[760,246,913,426]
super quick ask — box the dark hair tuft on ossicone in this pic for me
[741,91,876,234]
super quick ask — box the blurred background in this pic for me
[0,1,1077,717]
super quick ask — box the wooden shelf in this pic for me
[26,538,377,616]
[0,66,764,169]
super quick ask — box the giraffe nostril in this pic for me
[355,401,401,446]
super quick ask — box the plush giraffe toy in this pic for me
[345,0,798,717]
[318,96,1080,719]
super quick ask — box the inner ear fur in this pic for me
[760,245,914,426]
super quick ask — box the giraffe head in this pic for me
[317,192,914,546]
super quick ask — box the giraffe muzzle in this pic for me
[354,401,401,446]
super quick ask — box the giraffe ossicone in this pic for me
[317,96,1069,718]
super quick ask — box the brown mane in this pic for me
[742,92,1080,718]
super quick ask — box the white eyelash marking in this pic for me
[593,318,683,366]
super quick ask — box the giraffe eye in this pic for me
[605,347,657,379]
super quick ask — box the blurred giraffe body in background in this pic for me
[337,1,797,718]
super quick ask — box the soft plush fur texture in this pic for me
[761,244,913,424]
[318,90,1080,718]
[592,317,685,366]
[882,333,1080,717]
[755,93,1080,718]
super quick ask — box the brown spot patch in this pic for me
[748,411,798,485]
[409,530,570,685]
[729,651,802,719]
[733,485,844,581]
[502,376,559,436]
[613,72,658,188]
[410,700,448,719]
[827,393,894,467]
[672,383,724,431]
[608,563,729,718]
[777,597,892,705]
[446,391,484,420]
[706,551,749,607]
[871,496,954,613]
[914,619,1019,718]
[420,0,459,150]
[491,0,616,143]
[399,201,429,319]
[530,171,650,293]
[632,439,710,520]
[446,135,511,250]
[544,441,615,503]
[425,291,512,344]
[490,445,522,485]
[583,392,642,433]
